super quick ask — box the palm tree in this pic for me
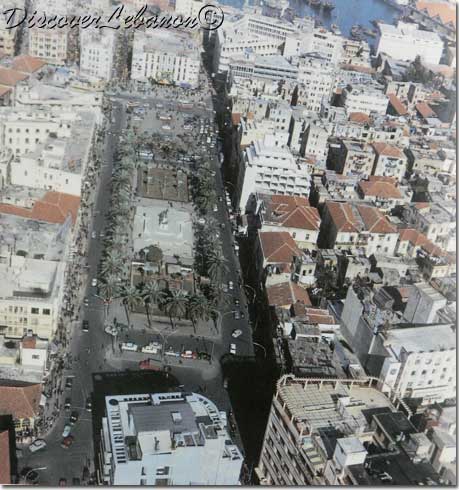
[141,281,166,327]
[208,249,229,286]
[162,289,189,330]
[100,251,123,278]
[98,276,120,322]
[118,284,143,327]
[187,294,218,334]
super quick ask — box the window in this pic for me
[42,308,51,315]
[31,307,39,314]
[32,354,40,360]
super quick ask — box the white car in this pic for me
[121,342,138,352]
[234,244,240,252]
[228,281,234,290]
[232,329,242,339]
[141,342,162,354]
[29,439,47,453]
[213,205,218,212]
[91,278,97,287]
[91,231,96,239]
[197,218,206,225]
[62,425,72,438]
[230,343,237,355]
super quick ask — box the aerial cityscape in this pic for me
[0,0,456,486]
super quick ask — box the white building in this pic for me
[79,28,117,81]
[342,85,389,116]
[301,121,329,162]
[228,54,298,84]
[376,22,444,65]
[0,0,24,55]
[378,323,456,405]
[131,30,201,88]
[239,135,311,210]
[0,108,96,196]
[296,53,335,113]
[99,391,243,485]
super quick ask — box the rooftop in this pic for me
[266,281,312,308]
[0,380,42,419]
[259,231,301,263]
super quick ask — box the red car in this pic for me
[61,436,74,449]
[59,479,67,486]
[138,359,160,371]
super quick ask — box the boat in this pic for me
[362,27,377,37]
[371,19,384,27]
[322,1,335,11]
[309,0,321,8]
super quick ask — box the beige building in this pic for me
[28,29,68,65]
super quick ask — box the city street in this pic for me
[20,79,253,485]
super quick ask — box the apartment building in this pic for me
[319,201,399,256]
[131,30,201,88]
[301,121,329,162]
[0,108,96,195]
[28,29,68,66]
[228,54,298,85]
[255,375,439,485]
[296,53,335,113]
[99,391,243,485]
[79,28,117,81]
[371,142,408,181]
[376,22,444,65]
[342,85,389,116]
[0,0,24,56]
[328,139,376,178]
[238,135,311,210]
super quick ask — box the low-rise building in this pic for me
[99,391,243,485]
[357,177,412,211]
[371,142,408,181]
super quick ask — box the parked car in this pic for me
[232,329,242,339]
[141,342,162,354]
[91,278,97,287]
[59,478,67,486]
[64,398,71,410]
[70,411,79,425]
[121,342,138,352]
[65,377,73,389]
[83,297,89,307]
[91,231,96,239]
[62,425,72,438]
[181,350,197,359]
[234,244,240,252]
[233,310,241,320]
[165,348,180,357]
[85,397,92,412]
[213,204,218,212]
[233,298,240,306]
[228,281,234,290]
[139,359,161,371]
[29,439,47,453]
[82,320,89,332]
[219,223,225,229]
[230,343,237,355]
[197,217,206,225]
[61,436,74,449]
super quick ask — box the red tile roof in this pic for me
[291,304,337,323]
[0,430,11,484]
[326,201,360,233]
[372,142,403,158]
[415,102,436,119]
[0,67,29,87]
[358,179,403,199]
[263,195,320,231]
[349,112,371,124]
[267,281,312,308]
[0,191,80,225]
[22,336,37,349]
[388,93,408,116]
[231,113,241,126]
[356,205,397,234]
[416,1,456,27]
[399,228,445,257]
[340,63,375,74]
[0,382,41,420]
[12,55,47,74]
[259,231,301,263]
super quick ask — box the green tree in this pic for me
[162,289,189,330]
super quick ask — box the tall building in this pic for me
[131,30,201,88]
[0,0,24,56]
[99,392,243,485]
[238,135,311,211]
[79,29,118,81]
[255,375,441,485]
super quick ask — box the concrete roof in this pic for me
[387,324,456,355]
